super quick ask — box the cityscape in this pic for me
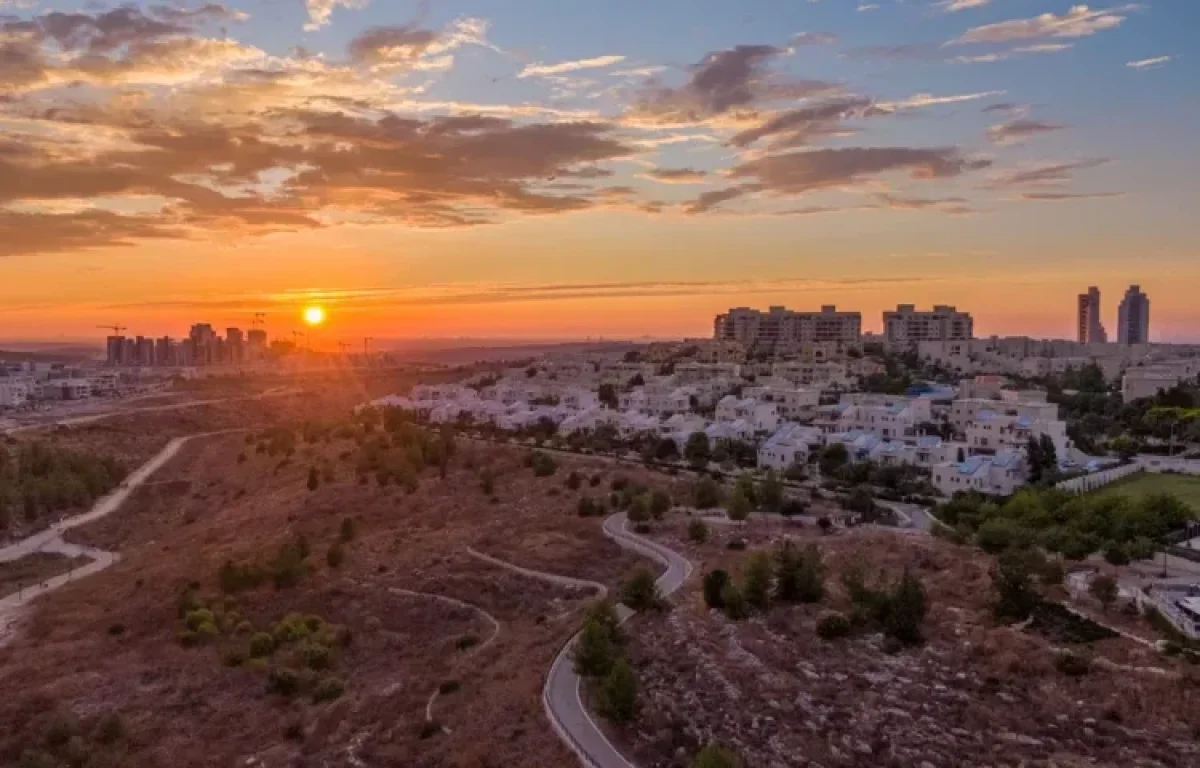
[0,1,1198,767]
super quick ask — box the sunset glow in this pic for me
[304,307,327,327]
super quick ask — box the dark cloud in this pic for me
[626,44,837,125]
[728,147,990,196]
[0,209,184,257]
[683,186,749,214]
[982,102,1021,113]
[346,24,439,68]
[987,157,1108,188]
[642,167,707,184]
[728,96,876,149]
[987,118,1066,145]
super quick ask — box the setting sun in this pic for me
[303,306,326,326]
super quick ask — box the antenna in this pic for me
[363,337,374,357]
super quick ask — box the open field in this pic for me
[610,516,1199,768]
[0,553,91,600]
[0,420,669,768]
[1092,472,1200,512]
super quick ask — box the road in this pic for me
[0,430,238,643]
[541,513,694,768]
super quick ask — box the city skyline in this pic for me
[0,1,1197,342]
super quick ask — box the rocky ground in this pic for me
[618,519,1199,768]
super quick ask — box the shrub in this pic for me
[720,582,749,620]
[620,569,662,611]
[301,640,332,670]
[307,468,320,491]
[249,632,275,658]
[573,618,618,677]
[1089,574,1119,611]
[93,713,126,745]
[529,451,557,477]
[650,490,672,519]
[882,570,927,646]
[688,519,709,543]
[326,540,345,568]
[566,471,582,490]
[702,570,729,609]
[817,516,832,533]
[455,634,479,651]
[1055,652,1091,677]
[339,518,356,542]
[1040,559,1066,586]
[992,549,1043,622]
[597,659,638,724]
[816,612,852,640]
[1103,541,1130,566]
[223,647,247,667]
[185,609,216,632]
[313,677,345,703]
[177,629,199,647]
[438,680,461,695]
[775,542,824,604]
[726,538,746,551]
[694,477,721,510]
[267,667,301,696]
[742,552,773,612]
[693,744,744,768]
[627,494,651,524]
[589,474,602,487]
[106,623,125,636]
[577,496,601,517]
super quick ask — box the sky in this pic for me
[0,0,1197,345]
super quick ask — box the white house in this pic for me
[933,449,1027,497]
[742,383,821,421]
[964,410,1071,458]
[715,396,780,435]
[758,423,824,471]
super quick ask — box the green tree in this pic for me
[775,542,824,604]
[688,518,709,543]
[620,569,662,611]
[573,618,618,677]
[702,569,729,609]
[992,549,1043,622]
[720,582,749,620]
[650,490,672,519]
[684,432,712,469]
[598,383,619,409]
[627,494,651,524]
[339,517,356,542]
[1089,573,1119,611]
[818,444,850,477]
[726,487,752,522]
[694,477,721,510]
[742,551,773,612]
[597,659,638,723]
[693,744,744,768]
[883,570,927,646]
[758,469,783,513]
[1108,435,1142,461]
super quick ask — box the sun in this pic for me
[303,306,326,326]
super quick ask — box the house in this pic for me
[822,394,932,441]
[758,423,824,471]
[715,396,780,435]
[964,410,1071,457]
[706,419,755,444]
[661,413,709,450]
[933,449,1027,497]
[742,383,821,420]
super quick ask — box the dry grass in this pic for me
[0,426,676,768]
[0,553,92,599]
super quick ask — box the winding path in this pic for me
[387,587,502,733]
[0,430,240,643]
[529,513,693,768]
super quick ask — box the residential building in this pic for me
[135,336,155,366]
[1118,285,1151,345]
[0,375,35,408]
[715,395,780,435]
[1123,359,1200,402]
[771,360,851,390]
[964,410,1071,458]
[933,450,1027,497]
[226,328,245,363]
[247,329,268,361]
[883,305,973,346]
[758,423,824,471]
[714,305,862,349]
[817,394,933,440]
[1077,286,1107,344]
[105,336,126,366]
[742,383,821,420]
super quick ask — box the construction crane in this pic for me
[363,337,374,357]
[292,330,306,350]
[251,312,266,328]
[338,342,351,355]
[96,324,127,336]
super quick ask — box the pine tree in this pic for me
[597,659,638,723]
[742,552,772,612]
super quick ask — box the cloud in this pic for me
[346,24,439,69]
[987,118,1067,145]
[857,4,880,11]
[305,0,369,32]
[1127,55,1171,69]
[624,44,837,126]
[683,187,748,214]
[938,0,991,11]
[1017,191,1124,201]
[953,42,1075,63]
[986,157,1109,187]
[876,193,970,210]
[877,90,1006,111]
[728,96,876,149]
[518,55,626,79]
[982,102,1021,113]
[727,146,990,196]
[949,4,1140,45]
[792,32,837,45]
[639,167,707,184]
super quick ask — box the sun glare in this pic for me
[304,306,326,326]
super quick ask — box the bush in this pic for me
[1103,541,1130,566]
[267,666,301,696]
[307,468,320,491]
[455,634,478,651]
[1040,558,1066,586]
[694,477,721,510]
[313,677,345,703]
[650,490,672,519]
[249,632,275,658]
[620,569,662,611]
[438,680,461,695]
[775,542,824,604]
[702,570,729,609]
[589,474,602,487]
[726,538,746,551]
[742,552,772,612]
[301,640,332,670]
[93,713,126,745]
[883,570,927,646]
[573,618,618,677]
[185,609,216,632]
[720,582,749,620]
[992,549,1043,622]
[566,471,582,490]
[577,496,602,517]
[597,659,638,724]
[339,518,356,542]
[693,744,744,768]
[688,519,709,543]
[816,516,832,533]
[816,612,852,640]
[529,451,557,477]
[326,542,345,568]
[1055,652,1091,677]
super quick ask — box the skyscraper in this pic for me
[1076,286,1106,344]
[1117,285,1151,345]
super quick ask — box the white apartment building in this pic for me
[933,450,1027,497]
[819,394,934,440]
[673,361,742,384]
[758,422,824,470]
[965,411,1070,457]
[884,305,973,346]
[771,360,852,390]
[620,384,692,416]
[950,395,1059,433]
[714,305,862,348]
[1123,359,1200,402]
[742,383,821,420]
